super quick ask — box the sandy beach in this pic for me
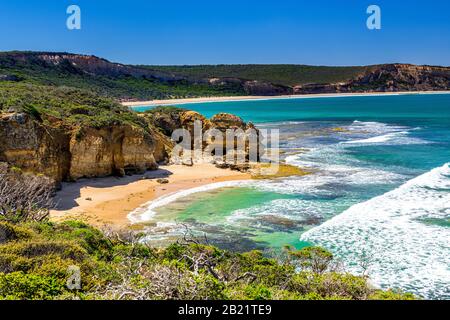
[50,164,250,228]
[122,91,450,108]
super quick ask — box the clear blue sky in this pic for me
[1,0,449,66]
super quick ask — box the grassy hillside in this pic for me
[0,82,144,128]
[145,64,369,86]
[0,52,371,101]
[1,51,448,103]
[0,52,245,100]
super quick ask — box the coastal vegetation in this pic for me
[0,82,145,129]
[0,217,413,300]
[145,64,368,87]
[0,52,246,100]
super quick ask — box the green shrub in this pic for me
[0,222,32,243]
[244,285,272,300]
[369,290,416,300]
[0,272,65,300]
[288,246,334,274]
[0,220,415,300]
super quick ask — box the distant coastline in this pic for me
[123,90,450,108]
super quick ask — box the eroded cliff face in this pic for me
[0,108,255,182]
[293,64,450,94]
[207,78,292,96]
[68,125,162,180]
[0,113,71,182]
[0,113,170,182]
[3,52,183,83]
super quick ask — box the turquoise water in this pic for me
[134,94,450,299]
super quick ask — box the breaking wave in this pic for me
[301,163,450,299]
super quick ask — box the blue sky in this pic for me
[0,0,449,66]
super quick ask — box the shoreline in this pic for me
[122,90,450,108]
[50,164,251,228]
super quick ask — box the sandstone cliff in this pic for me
[0,112,170,183]
[0,107,257,183]
[294,64,450,94]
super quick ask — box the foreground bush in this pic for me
[0,220,415,300]
[0,165,55,223]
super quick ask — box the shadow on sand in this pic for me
[54,168,173,211]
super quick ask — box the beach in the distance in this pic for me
[122,90,450,108]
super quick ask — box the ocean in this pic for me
[133,93,450,299]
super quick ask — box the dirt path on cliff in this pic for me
[50,164,250,228]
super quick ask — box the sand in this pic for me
[50,164,250,228]
[122,91,450,108]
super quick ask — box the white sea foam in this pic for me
[281,147,406,194]
[342,131,427,145]
[227,198,326,224]
[258,121,307,127]
[301,163,450,299]
[251,167,404,198]
[348,120,407,132]
[127,180,253,223]
[342,131,408,144]
[342,121,426,145]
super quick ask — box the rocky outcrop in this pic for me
[209,113,246,130]
[68,126,160,180]
[179,111,211,135]
[293,83,347,95]
[0,113,170,182]
[294,64,450,94]
[206,78,292,96]
[144,109,260,168]
[0,113,71,182]
[348,64,450,92]
[206,64,450,96]
[243,80,292,96]
[149,109,184,136]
